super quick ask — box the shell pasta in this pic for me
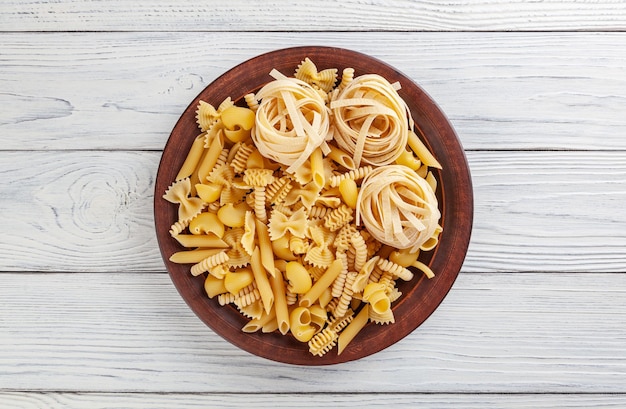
[163,59,443,357]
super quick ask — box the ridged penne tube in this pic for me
[337,305,368,355]
[230,142,255,173]
[328,166,373,188]
[169,248,226,264]
[299,258,343,308]
[407,130,442,169]
[173,234,229,249]
[197,129,225,183]
[310,147,326,189]
[334,272,357,318]
[250,247,274,314]
[241,309,276,333]
[254,218,275,277]
[269,271,290,335]
[176,133,206,181]
[308,327,338,357]
[326,144,356,170]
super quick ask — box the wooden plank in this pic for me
[0,272,624,393]
[1,32,625,150]
[2,392,626,409]
[1,1,625,32]
[2,150,625,273]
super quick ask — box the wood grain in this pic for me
[1,1,625,32]
[0,272,624,393]
[1,32,625,150]
[2,392,626,409]
[2,150,624,273]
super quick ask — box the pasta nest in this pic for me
[252,75,331,174]
[356,165,440,253]
[330,74,410,167]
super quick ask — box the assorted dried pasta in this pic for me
[163,58,443,357]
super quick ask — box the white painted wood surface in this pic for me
[1,1,625,407]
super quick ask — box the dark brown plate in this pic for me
[154,46,473,365]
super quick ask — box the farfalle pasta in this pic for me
[163,59,443,357]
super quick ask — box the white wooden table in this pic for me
[2,1,626,407]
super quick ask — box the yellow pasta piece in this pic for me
[294,57,338,93]
[189,212,224,237]
[395,148,422,171]
[337,305,368,355]
[377,258,414,281]
[190,251,229,276]
[309,147,326,189]
[265,176,293,206]
[269,270,290,335]
[221,106,255,143]
[290,307,317,342]
[241,309,276,333]
[271,234,298,261]
[244,93,259,112]
[363,282,391,315]
[254,218,276,278]
[176,133,207,181]
[407,130,442,169]
[338,179,359,209]
[237,298,264,320]
[338,67,355,91]
[217,202,249,228]
[163,178,205,223]
[169,219,189,237]
[169,248,225,264]
[195,101,219,132]
[197,129,225,184]
[230,142,256,174]
[326,144,356,170]
[333,272,357,318]
[250,247,274,314]
[204,274,227,298]
[368,303,395,325]
[173,233,228,249]
[328,166,373,188]
[299,258,343,308]
[285,261,313,294]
